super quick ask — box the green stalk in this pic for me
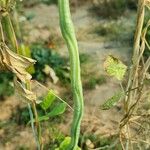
[26,81,43,150]
[1,12,18,52]
[58,0,84,149]
[125,0,145,111]
[28,103,41,150]
[12,10,35,74]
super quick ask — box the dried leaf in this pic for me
[104,55,127,80]
[0,44,36,82]
[14,78,36,103]
[146,0,150,7]
[30,80,50,104]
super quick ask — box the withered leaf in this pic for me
[14,78,36,103]
[104,55,127,80]
[0,44,36,82]
[146,0,150,7]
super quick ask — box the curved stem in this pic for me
[58,0,84,149]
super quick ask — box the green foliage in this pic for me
[26,90,67,123]
[0,71,14,98]
[126,0,137,10]
[45,127,65,150]
[40,0,57,5]
[15,90,67,125]
[94,20,134,45]
[104,55,127,80]
[100,91,124,110]
[31,44,69,83]
[15,107,30,125]
[24,12,36,21]
[55,137,81,150]
[79,53,90,64]
[85,75,106,89]
[20,0,57,7]
[46,103,66,117]
[15,102,66,125]
[91,0,137,18]
[91,0,126,19]
[40,90,56,110]
[37,103,67,122]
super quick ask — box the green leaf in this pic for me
[100,91,124,110]
[37,116,49,122]
[40,90,56,110]
[47,103,67,117]
[27,115,49,124]
[55,137,81,150]
[104,55,127,80]
[28,103,66,124]
[59,137,71,150]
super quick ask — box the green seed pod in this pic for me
[58,0,84,149]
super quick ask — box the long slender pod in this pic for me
[58,0,84,149]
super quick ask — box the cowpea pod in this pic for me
[58,0,84,150]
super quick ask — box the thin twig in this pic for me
[28,103,40,150]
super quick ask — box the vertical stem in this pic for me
[28,103,41,150]
[132,0,145,63]
[121,1,145,149]
[0,21,5,43]
[58,0,84,149]
[26,81,43,150]
[32,102,43,149]
[12,10,22,42]
[1,12,19,52]
[125,0,145,111]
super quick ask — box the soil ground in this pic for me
[0,3,136,149]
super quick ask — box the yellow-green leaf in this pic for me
[55,137,81,150]
[104,55,127,80]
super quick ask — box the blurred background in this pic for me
[0,0,150,149]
